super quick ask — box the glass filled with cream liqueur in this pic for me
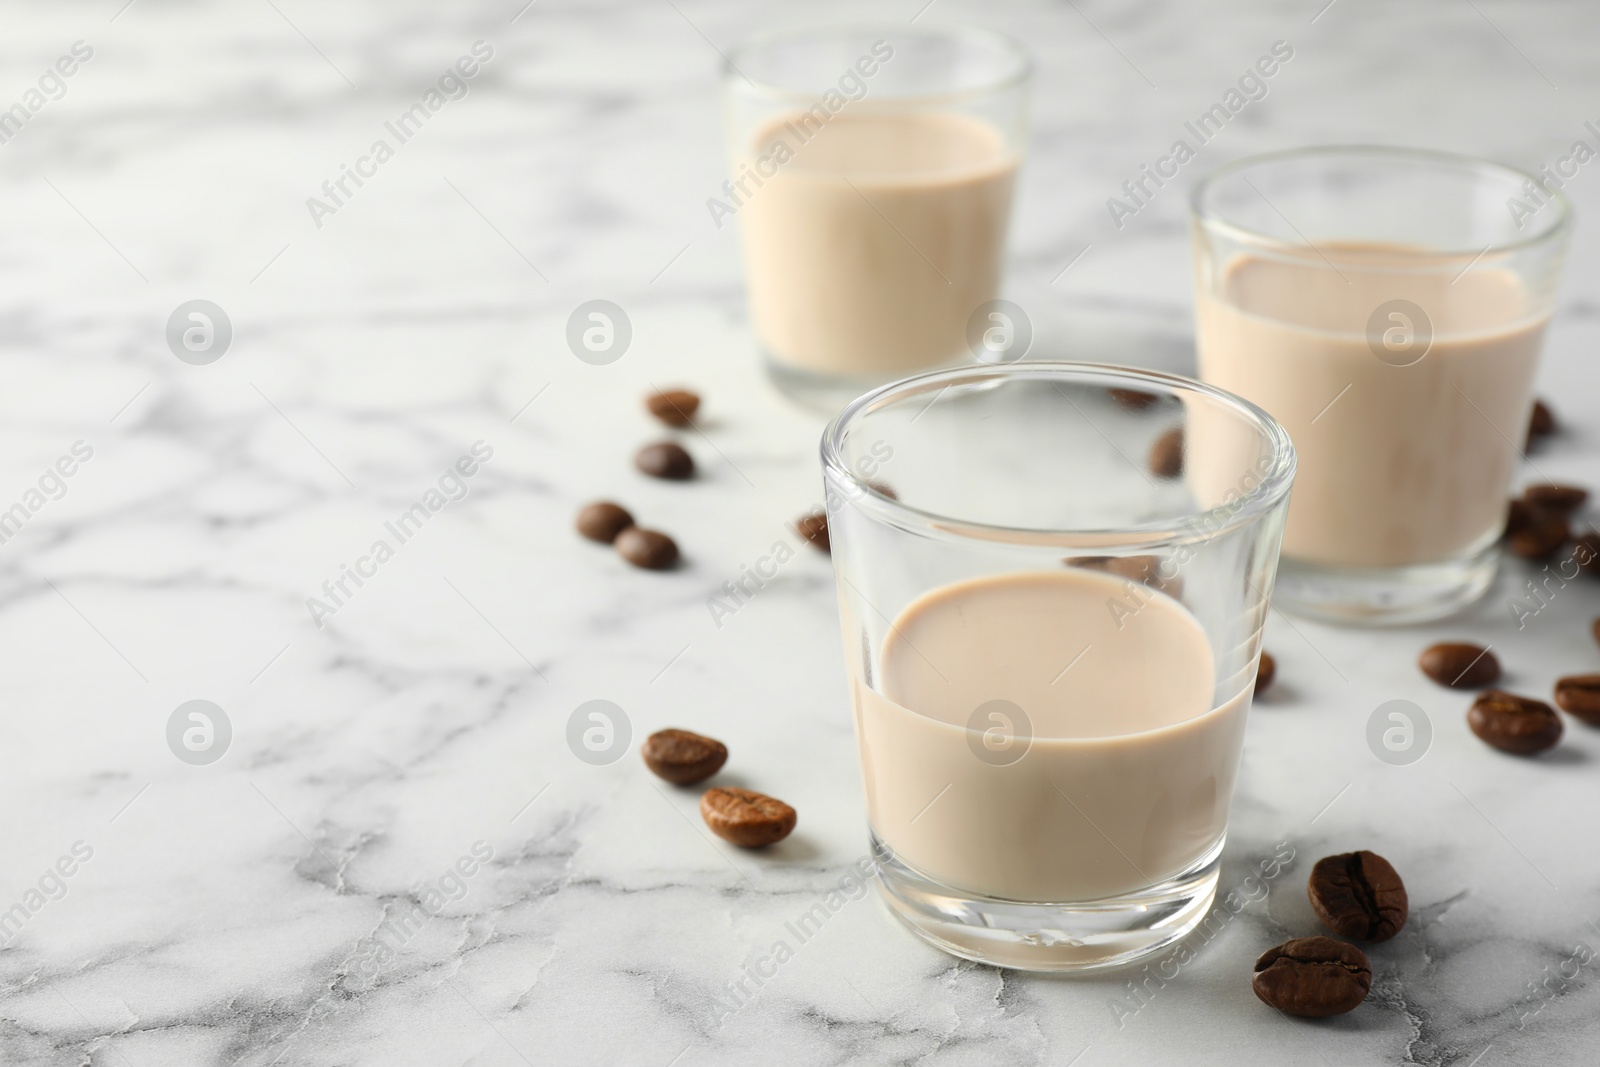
[1192,147,1572,623]
[725,26,1030,406]
[821,362,1295,971]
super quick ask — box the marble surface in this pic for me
[1,0,1599,1064]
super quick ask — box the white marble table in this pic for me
[1,1,1598,1064]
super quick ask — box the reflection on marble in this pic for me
[0,0,1597,1063]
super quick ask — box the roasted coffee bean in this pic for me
[576,501,634,544]
[635,441,695,480]
[1252,937,1371,1018]
[1109,387,1159,410]
[642,728,727,784]
[1527,398,1556,447]
[1522,483,1589,516]
[700,787,796,848]
[1256,652,1276,694]
[1554,674,1600,726]
[1508,511,1569,560]
[1149,427,1184,479]
[615,527,679,570]
[1308,851,1408,942]
[866,481,898,500]
[1505,498,1536,540]
[1468,690,1562,755]
[794,511,830,553]
[1573,532,1600,578]
[1418,642,1500,689]
[646,388,701,427]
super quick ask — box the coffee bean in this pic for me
[1252,937,1371,1018]
[1527,398,1556,447]
[1308,851,1408,942]
[1554,674,1600,726]
[700,787,796,848]
[1573,532,1600,578]
[1256,652,1276,694]
[1109,387,1160,410]
[576,501,634,544]
[1523,483,1589,515]
[646,388,701,427]
[1468,690,1562,755]
[641,728,727,784]
[615,527,679,570]
[1417,642,1500,689]
[1505,498,1536,541]
[635,441,695,480]
[1149,428,1184,479]
[866,481,898,500]
[1508,511,1569,560]
[794,511,829,553]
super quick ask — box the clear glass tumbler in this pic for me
[724,25,1031,408]
[821,362,1295,972]
[1191,146,1572,624]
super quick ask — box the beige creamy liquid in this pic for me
[739,110,1016,377]
[1196,244,1547,567]
[851,569,1250,903]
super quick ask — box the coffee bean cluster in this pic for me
[1415,639,1597,756]
[1253,849,1407,1018]
[640,727,796,848]
[576,499,679,569]
[572,388,708,570]
[1503,449,1594,569]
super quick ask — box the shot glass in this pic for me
[724,25,1031,407]
[1191,146,1572,624]
[821,362,1295,972]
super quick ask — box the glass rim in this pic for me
[820,361,1297,549]
[724,23,1033,108]
[1189,144,1574,260]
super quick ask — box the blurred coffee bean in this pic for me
[636,441,695,480]
[1149,428,1184,479]
[646,388,700,427]
[576,501,634,544]
[1522,483,1588,515]
[1468,690,1562,755]
[616,527,679,570]
[794,511,829,553]
[1417,642,1500,688]
[1553,674,1600,725]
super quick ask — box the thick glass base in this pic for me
[870,830,1223,973]
[1272,539,1500,626]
